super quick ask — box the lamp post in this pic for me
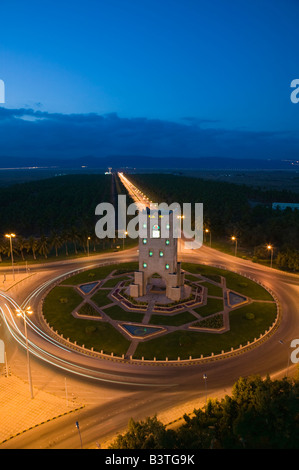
[16,306,34,398]
[231,236,238,257]
[205,229,211,247]
[267,244,273,268]
[87,237,91,256]
[5,233,16,280]
[123,231,128,250]
[75,421,83,449]
[203,373,208,405]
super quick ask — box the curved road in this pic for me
[0,241,298,448]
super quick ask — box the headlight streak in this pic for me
[0,303,169,387]
[0,271,175,387]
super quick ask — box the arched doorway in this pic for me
[147,273,166,295]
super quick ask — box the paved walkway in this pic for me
[0,272,36,293]
[0,373,83,445]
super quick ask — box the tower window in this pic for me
[149,250,153,257]
[165,239,170,245]
[143,238,147,244]
[165,264,170,270]
[143,262,147,268]
[159,251,164,257]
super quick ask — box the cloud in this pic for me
[0,107,298,161]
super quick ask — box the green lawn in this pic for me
[182,263,273,301]
[91,289,113,307]
[224,273,273,301]
[102,276,131,287]
[200,281,223,297]
[61,262,137,286]
[149,311,197,327]
[104,304,145,323]
[134,301,277,360]
[78,302,101,317]
[42,286,129,355]
[193,298,224,317]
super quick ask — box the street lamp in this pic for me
[87,236,91,256]
[75,421,83,449]
[16,306,34,399]
[203,373,208,405]
[231,236,238,257]
[267,244,273,268]
[205,228,211,247]
[5,233,16,280]
[123,231,128,250]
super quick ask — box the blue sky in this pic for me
[1,0,299,161]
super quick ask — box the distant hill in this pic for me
[0,155,297,171]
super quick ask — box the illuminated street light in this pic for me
[5,233,16,281]
[205,228,211,247]
[231,236,238,256]
[123,231,128,250]
[203,373,208,405]
[87,236,91,256]
[16,306,34,399]
[267,244,274,268]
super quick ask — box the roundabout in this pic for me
[0,244,298,448]
[40,260,279,364]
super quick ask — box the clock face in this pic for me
[152,224,160,238]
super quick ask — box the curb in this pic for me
[37,261,282,368]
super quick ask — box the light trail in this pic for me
[0,280,176,388]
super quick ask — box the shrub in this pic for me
[245,312,255,320]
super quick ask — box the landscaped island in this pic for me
[42,261,278,361]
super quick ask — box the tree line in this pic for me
[0,173,118,261]
[109,375,299,449]
[129,174,299,271]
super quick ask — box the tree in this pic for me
[38,235,49,259]
[49,231,62,257]
[69,226,80,254]
[109,376,299,449]
[27,236,38,260]
[109,416,177,449]
[16,236,27,261]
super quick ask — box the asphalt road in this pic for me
[0,173,298,448]
[0,242,298,449]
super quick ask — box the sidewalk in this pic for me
[0,373,83,445]
[0,272,36,293]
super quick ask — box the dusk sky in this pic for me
[1,0,299,161]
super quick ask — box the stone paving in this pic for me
[0,373,83,445]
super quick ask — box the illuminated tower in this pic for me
[129,207,186,301]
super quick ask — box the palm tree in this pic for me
[61,230,70,256]
[27,236,39,260]
[79,228,89,253]
[49,231,62,257]
[0,238,6,262]
[16,236,27,261]
[38,235,49,259]
[69,226,80,254]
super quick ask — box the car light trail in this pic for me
[0,290,175,388]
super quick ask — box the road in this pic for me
[0,175,298,448]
